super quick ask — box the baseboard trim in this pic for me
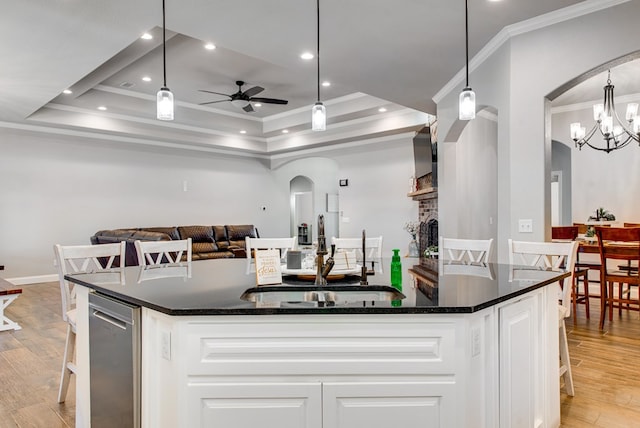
[5,274,58,285]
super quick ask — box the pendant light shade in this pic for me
[458,0,475,121]
[312,102,326,131]
[157,87,174,121]
[156,0,174,121]
[311,0,326,131]
[459,87,475,121]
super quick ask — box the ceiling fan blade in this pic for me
[199,100,231,105]
[243,86,264,98]
[198,89,232,97]
[243,104,255,113]
[249,97,288,105]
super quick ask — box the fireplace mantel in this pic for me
[407,187,438,201]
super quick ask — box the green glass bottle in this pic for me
[390,249,402,307]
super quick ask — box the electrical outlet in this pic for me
[161,331,171,360]
[518,219,533,233]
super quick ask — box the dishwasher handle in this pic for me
[92,309,128,330]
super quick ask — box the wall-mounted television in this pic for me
[413,125,437,185]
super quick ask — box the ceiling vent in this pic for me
[120,81,135,88]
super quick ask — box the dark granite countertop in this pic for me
[66,258,569,316]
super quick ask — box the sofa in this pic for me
[91,224,259,266]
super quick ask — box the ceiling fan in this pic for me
[198,80,288,112]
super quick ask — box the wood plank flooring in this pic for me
[1,281,640,427]
[0,282,73,428]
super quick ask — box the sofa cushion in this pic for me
[212,225,229,249]
[93,229,137,242]
[192,242,219,254]
[226,225,258,248]
[140,226,180,240]
[178,225,214,242]
[131,230,171,241]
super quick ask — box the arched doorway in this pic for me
[290,176,314,245]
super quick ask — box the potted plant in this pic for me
[588,207,616,222]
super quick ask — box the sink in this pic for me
[240,284,405,307]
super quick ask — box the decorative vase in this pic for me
[408,235,419,257]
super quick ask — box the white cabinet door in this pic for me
[499,294,541,428]
[186,382,322,428]
[323,381,457,428]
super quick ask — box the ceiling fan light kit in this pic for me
[156,0,174,121]
[458,0,476,121]
[311,0,326,131]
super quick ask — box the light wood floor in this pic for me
[0,282,74,428]
[1,282,640,427]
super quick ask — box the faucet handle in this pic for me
[331,244,335,257]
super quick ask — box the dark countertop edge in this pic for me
[69,270,570,316]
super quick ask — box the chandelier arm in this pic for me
[611,108,640,142]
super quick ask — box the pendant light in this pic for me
[156,0,174,121]
[458,0,475,121]
[311,0,326,131]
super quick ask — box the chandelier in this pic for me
[570,71,640,153]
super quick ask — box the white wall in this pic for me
[552,99,640,224]
[0,128,288,279]
[328,134,419,258]
[441,114,498,258]
[272,157,340,242]
[436,0,640,261]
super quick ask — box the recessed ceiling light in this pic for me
[97,106,107,111]
[141,33,153,40]
[322,81,331,87]
[378,107,387,113]
[240,130,247,134]
[142,76,152,82]
[300,52,314,60]
[204,43,216,50]
[253,103,262,107]
[282,129,289,134]
[62,89,72,95]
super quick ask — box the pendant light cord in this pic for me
[464,0,469,87]
[162,0,167,88]
[316,0,320,103]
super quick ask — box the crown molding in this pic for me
[0,120,271,159]
[43,103,266,142]
[269,131,417,162]
[432,0,631,104]
[94,84,262,122]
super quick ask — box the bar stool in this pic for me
[552,226,590,319]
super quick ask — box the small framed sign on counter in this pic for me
[255,249,283,285]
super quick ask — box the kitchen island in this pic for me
[68,258,568,428]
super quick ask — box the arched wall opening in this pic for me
[439,106,499,261]
[547,51,640,227]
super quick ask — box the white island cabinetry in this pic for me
[137,286,556,428]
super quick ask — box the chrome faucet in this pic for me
[314,215,335,285]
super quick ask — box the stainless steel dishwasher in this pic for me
[89,292,141,428]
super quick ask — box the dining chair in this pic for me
[508,238,578,396]
[331,236,383,272]
[245,237,297,274]
[53,242,126,403]
[134,238,192,266]
[552,226,590,319]
[439,237,494,263]
[594,227,640,330]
